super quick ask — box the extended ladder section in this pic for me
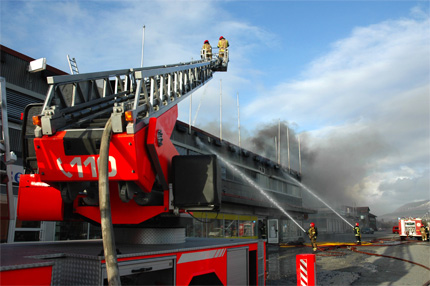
[36,60,215,137]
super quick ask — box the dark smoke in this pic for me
[200,120,304,174]
[245,120,301,169]
[299,126,389,209]
[199,120,389,210]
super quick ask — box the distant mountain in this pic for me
[378,200,430,222]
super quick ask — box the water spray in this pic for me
[290,177,355,228]
[196,138,307,233]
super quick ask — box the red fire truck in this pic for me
[1,51,266,285]
[398,217,424,240]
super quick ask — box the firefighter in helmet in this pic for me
[201,40,212,60]
[217,36,229,61]
[308,222,318,252]
[353,222,361,245]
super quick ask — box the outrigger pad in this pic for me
[172,155,221,211]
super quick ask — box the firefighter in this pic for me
[420,224,427,241]
[353,222,361,245]
[217,36,229,61]
[201,40,212,60]
[426,225,430,242]
[308,222,318,252]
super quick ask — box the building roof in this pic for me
[356,207,370,213]
[1,44,68,76]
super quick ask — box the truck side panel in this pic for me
[0,266,53,286]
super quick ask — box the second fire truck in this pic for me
[398,217,425,240]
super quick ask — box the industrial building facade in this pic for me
[1,44,315,245]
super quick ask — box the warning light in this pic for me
[125,111,133,122]
[32,115,42,127]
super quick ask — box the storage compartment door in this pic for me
[227,247,248,285]
[102,257,175,285]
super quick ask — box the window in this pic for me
[221,166,227,180]
[224,219,238,237]
[55,221,101,240]
[186,213,257,239]
[175,145,187,155]
[257,174,268,188]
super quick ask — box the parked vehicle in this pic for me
[392,226,399,234]
[362,227,374,234]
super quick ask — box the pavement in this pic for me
[266,230,430,286]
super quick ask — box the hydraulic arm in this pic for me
[18,59,222,225]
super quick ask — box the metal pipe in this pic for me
[99,118,121,285]
[274,137,278,162]
[237,92,241,148]
[219,79,222,141]
[189,93,192,134]
[277,120,281,165]
[141,25,145,68]
[298,135,302,175]
[287,127,290,171]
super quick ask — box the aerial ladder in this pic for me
[19,59,219,223]
[2,51,265,285]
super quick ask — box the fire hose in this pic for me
[317,244,430,286]
[300,240,430,269]
[99,118,121,286]
[348,246,430,271]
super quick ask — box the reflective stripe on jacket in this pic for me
[354,226,360,236]
[308,227,316,239]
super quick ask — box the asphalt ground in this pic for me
[266,230,430,286]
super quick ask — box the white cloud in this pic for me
[243,15,430,131]
[281,10,430,215]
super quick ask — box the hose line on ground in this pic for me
[349,246,430,271]
[99,118,121,286]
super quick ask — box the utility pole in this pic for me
[141,25,145,68]
[287,126,290,171]
[274,137,278,162]
[278,120,281,165]
[237,92,241,148]
[189,93,192,134]
[220,79,222,141]
[298,135,302,175]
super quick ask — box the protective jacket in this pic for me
[217,39,229,51]
[308,226,318,251]
[202,43,212,54]
[354,226,361,236]
[308,226,317,239]
[420,226,427,241]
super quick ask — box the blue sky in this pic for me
[1,0,429,216]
